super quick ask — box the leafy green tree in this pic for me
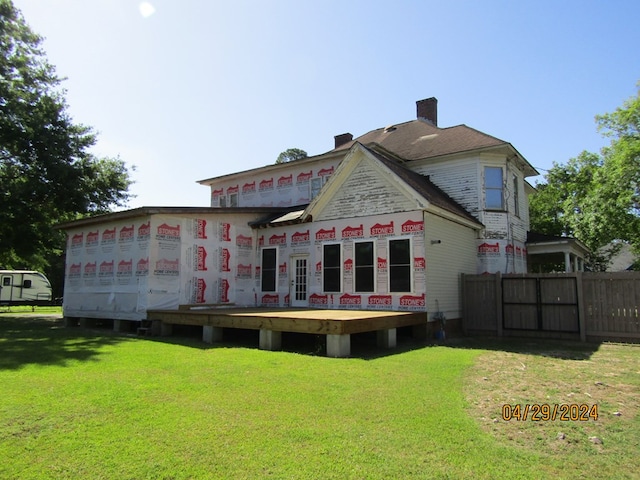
[529,84,640,270]
[276,148,307,164]
[0,1,133,288]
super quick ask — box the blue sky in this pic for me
[12,0,640,209]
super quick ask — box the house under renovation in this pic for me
[60,98,546,353]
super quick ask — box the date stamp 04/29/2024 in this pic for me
[501,404,599,422]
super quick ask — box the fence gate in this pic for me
[502,276,579,333]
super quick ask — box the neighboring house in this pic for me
[59,97,538,326]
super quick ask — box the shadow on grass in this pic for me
[0,314,128,370]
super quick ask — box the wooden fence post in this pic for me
[496,272,503,337]
[576,271,586,342]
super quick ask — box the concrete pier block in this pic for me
[113,319,128,333]
[326,334,350,358]
[203,325,224,344]
[259,329,282,351]
[376,328,397,348]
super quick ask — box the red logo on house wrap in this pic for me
[219,278,229,303]
[220,248,230,272]
[197,246,208,271]
[400,293,425,307]
[236,234,253,248]
[157,223,180,239]
[137,222,150,239]
[136,258,149,275]
[86,230,99,246]
[309,293,328,305]
[339,293,361,305]
[344,258,353,271]
[117,259,133,275]
[227,185,239,195]
[371,221,394,236]
[102,228,116,243]
[292,230,310,244]
[220,223,231,241]
[478,242,500,255]
[401,219,424,233]
[211,188,223,198]
[262,294,279,305]
[84,262,96,275]
[195,219,208,239]
[119,225,134,242]
[318,166,334,177]
[237,263,252,278]
[342,224,363,239]
[277,174,293,188]
[315,227,336,241]
[69,263,81,276]
[315,261,322,273]
[242,181,256,194]
[297,171,312,184]
[378,257,387,270]
[196,278,207,303]
[506,244,514,255]
[71,233,83,247]
[99,260,114,275]
[279,263,287,275]
[259,178,274,191]
[414,257,425,269]
[269,233,286,245]
[368,295,392,306]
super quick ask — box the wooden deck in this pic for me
[146,307,428,357]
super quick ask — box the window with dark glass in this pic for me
[513,175,520,217]
[485,166,504,210]
[354,241,374,292]
[323,243,341,292]
[261,248,277,292]
[389,239,411,292]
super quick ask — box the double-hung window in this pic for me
[354,241,374,292]
[484,167,504,210]
[389,239,411,292]
[323,244,341,292]
[261,248,277,292]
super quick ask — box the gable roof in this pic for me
[304,143,483,229]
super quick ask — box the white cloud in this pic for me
[139,2,156,18]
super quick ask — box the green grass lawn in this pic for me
[0,315,637,479]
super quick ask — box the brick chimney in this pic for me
[334,133,353,149]
[416,97,437,126]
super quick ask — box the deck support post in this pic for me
[203,325,223,344]
[326,334,350,358]
[160,322,173,337]
[113,319,127,333]
[376,328,397,348]
[259,329,281,351]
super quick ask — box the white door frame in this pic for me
[290,255,309,307]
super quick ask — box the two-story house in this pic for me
[59,97,538,327]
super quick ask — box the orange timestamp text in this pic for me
[501,403,598,421]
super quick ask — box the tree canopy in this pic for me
[276,148,307,164]
[529,84,640,270]
[0,1,133,276]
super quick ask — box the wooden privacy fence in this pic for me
[462,272,640,342]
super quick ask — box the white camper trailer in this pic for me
[0,270,53,306]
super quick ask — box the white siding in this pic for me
[315,158,417,221]
[424,211,477,320]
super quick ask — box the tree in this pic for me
[0,1,133,285]
[275,148,307,164]
[529,84,640,270]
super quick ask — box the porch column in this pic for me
[564,252,572,272]
[376,328,397,348]
[259,329,282,351]
[326,334,350,358]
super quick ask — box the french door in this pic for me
[290,255,309,307]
